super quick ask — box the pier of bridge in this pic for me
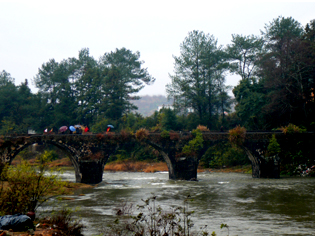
[0,132,314,184]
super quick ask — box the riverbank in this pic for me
[44,157,252,174]
[103,160,252,174]
[43,157,252,174]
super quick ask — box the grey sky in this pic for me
[1,0,314,96]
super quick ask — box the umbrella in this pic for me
[69,126,76,132]
[107,125,114,128]
[59,126,68,133]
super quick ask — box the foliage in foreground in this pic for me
[40,208,85,236]
[103,195,222,236]
[0,160,65,215]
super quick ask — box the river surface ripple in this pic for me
[43,170,315,236]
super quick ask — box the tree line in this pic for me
[0,16,314,135]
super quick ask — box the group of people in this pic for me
[43,128,54,133]
[43,125,89,134]
[43,124,114,134]
[69,125,89,134]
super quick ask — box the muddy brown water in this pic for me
[40,170,315,235]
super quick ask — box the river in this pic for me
[42,170,315,236]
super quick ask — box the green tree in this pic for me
[227,34,265,80]
[34,58,78,130]
[99,48,155,119]
[259,16,311,128]
[0,72,38,134]
[300,20,315,128]
[0,70,18,134]
[232,78,267,129]
[167,30,231,129]
[34,48,156,130]
[73,48,100,126]
[99,66,134,121]
[160,108,178,131]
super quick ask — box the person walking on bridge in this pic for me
[84,126,89,133]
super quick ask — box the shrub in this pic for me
[0,161,65,215]
[182,129,204,156]
[120,129,133,141]
[104,195,210,236]
[161,130,170,139]
[41,208,85,236]
[279,123,306,134]
[135,128,149,141]
[35,150,58,172]
[169,131,180,140]
[196,125,210,132]
[228,125,246,146]
[267,134,281,156]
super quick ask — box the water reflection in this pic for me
[44,170,315,235]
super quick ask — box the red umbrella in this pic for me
[59,126,68,133]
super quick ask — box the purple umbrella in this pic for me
[59,126,68,133]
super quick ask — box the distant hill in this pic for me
[131,95,173,117]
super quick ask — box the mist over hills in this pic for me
[131,95,173,117]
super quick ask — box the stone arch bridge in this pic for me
[0,132,314,184]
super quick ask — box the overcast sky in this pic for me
[1,0,315,96]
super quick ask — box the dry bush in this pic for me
[120,129,133,141]
[41,208,85,236]
[228,125,246,146]
[104,161,168,173]
[169,131,180,140]
[103,195,209,236]
[113,201,134,216]
[48,158,72,167]
[143,162,168,173]
[104,162,122,171]
[135,128,149,141]
[196,125,210,132]
[279,123,306,134]
[104,161,137,172]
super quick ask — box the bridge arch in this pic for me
[144,140,174,177]
[2,138,82,182]
[141,131,199,180]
